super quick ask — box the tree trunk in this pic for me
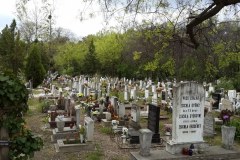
[0,127,9,160]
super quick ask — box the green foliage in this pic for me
[99,127,112,135]
[215,77,234,90]
[0,19,25,75]
[213,42,240,78]
[54,42,87,75]
[0,72,43,159]
[25,43,46,88]
[84,144,104,160]
[9,130,43,160]
[232,73,240,91]
[95,32,123,76]
[229,119,240,142]
[39,99,55,113]
[2,115,25,136]
[82,39,99,75]
[79,125,86,135]
[160,57,175,79]
[133,51,141,61]
[179,56,202,81]
[0,72,28,113]
[204,56,218,82]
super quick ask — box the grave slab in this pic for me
[55,139,95,153]
[131,146,240,160]
[51,127,78,142]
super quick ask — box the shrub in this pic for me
[229,119,240,142]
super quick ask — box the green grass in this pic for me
[26,98,42,115]
[84,144,104,160]
[84,151,104,160]
[32,89,43,95]
[204,135,222,146]
[28,97,39,107]
[140,117,148,123]
[99,127,112,135]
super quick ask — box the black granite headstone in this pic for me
[212,93,221,109]
[148,103,161,143]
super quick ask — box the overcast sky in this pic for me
[0,0,107,38]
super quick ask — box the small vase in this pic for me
[221,125,236,150]
[189,149,193,156]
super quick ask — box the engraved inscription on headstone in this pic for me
[172,82,205,143]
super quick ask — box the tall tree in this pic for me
[0,19,25,75]
[82,39,99,75]
[25,43,46,88]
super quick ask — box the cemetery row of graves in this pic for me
[27,74,239,159]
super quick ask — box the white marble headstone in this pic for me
[145,89,149,99]
[228,90,236,103]
[171,82,205,143]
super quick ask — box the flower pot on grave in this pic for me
[56,120,65,131]
[80,134,84,143]
[221,125,236,150]
[51,111,57,121]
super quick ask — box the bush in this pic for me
[0,72,43,159]
[230,119,240,142]
[40,99,55,113]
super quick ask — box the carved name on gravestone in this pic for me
[171,82,205,143]
[203,112,215,137]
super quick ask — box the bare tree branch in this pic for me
[186,0,240,48]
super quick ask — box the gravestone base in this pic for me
[128,128,140,144]
[128,129,161,144]
[131,146,240,160]
[166,140,207,154]
[51,127,78,142]
[151,133,160,143]
[48,117,76,128]
[101,119,111,127]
